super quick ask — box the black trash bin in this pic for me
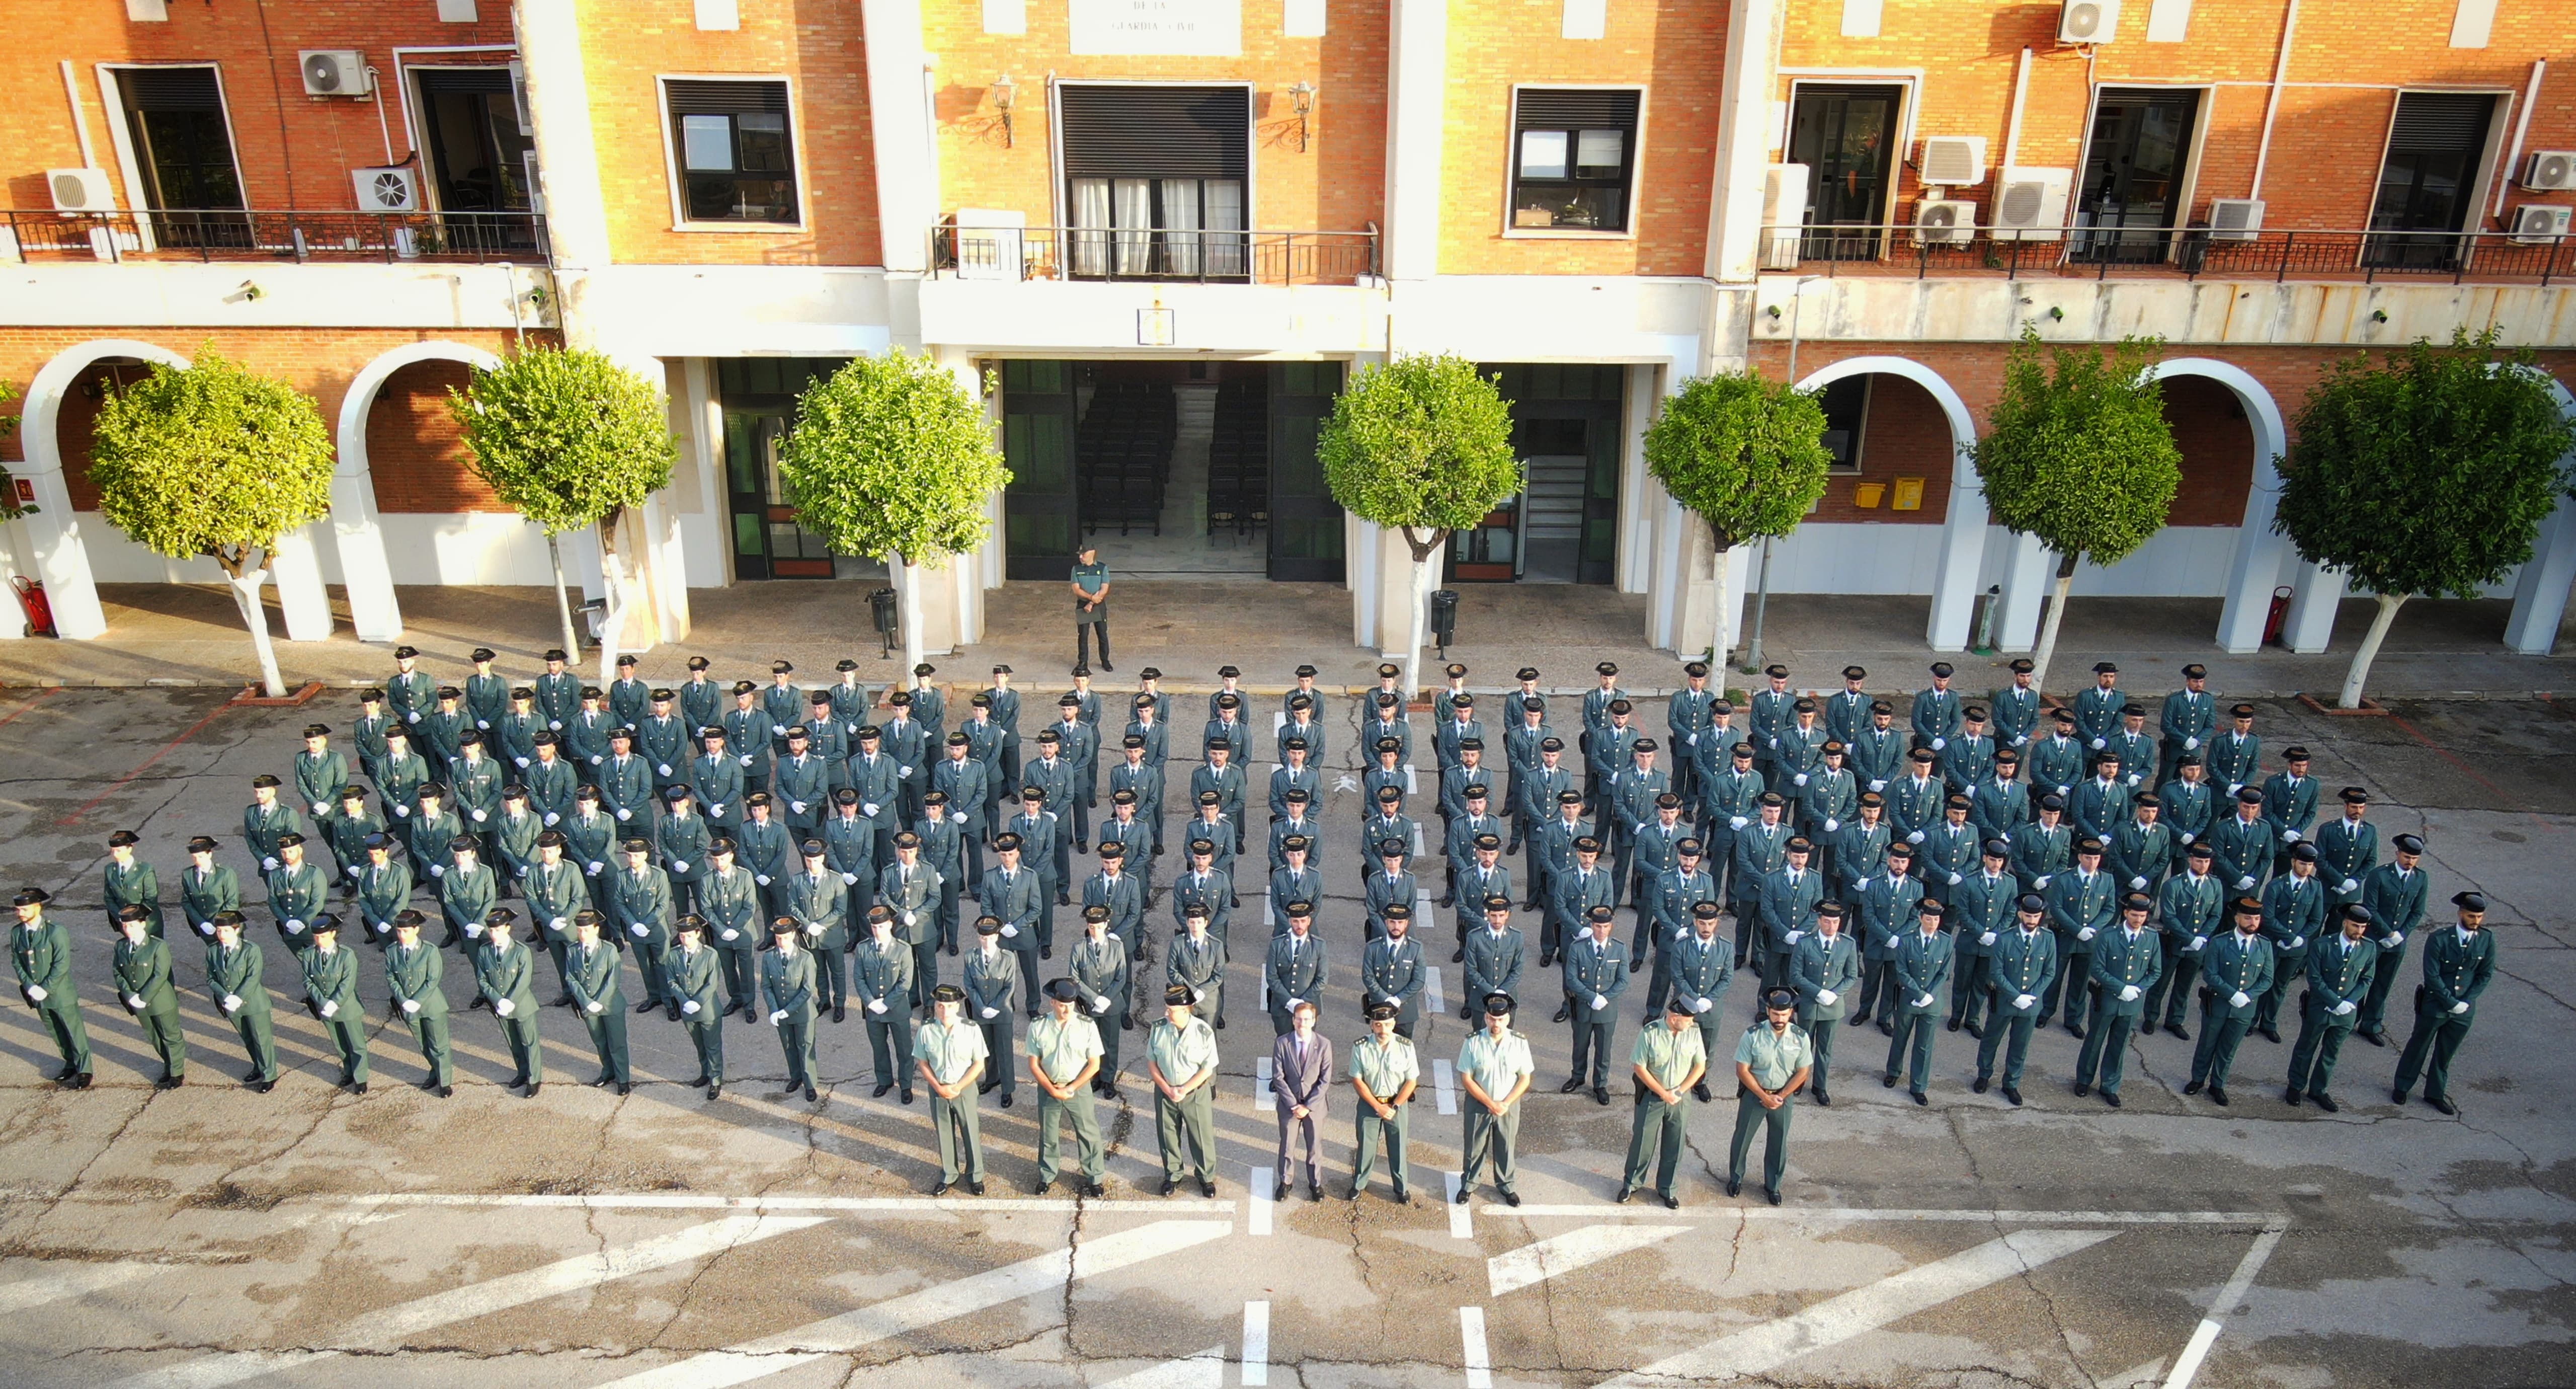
[869,587,900,657]
[1428,589,1460,656]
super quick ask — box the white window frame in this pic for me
[655,72,810,233]
[1501,83,1648,240]
[1046,78,1261,235]
[1781,72,1920,259]
[2067,81,2217,258]
[94,61,250,228]
[2359,85,2515,270]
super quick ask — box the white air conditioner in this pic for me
[952,208,1027,281]
[2059,0,2120,44]
[353,166,420,212]
[1992,167,2072,241]
[2509,205,2572,244]
[1920,136,1988,187]
[300,49,371,97]
[509,59,535,136]
[47,167,117,213]
[1913,197,1975,245]
[2522,150,2576,192]
[1759,163,1811,270]
[2207,197,2265,242]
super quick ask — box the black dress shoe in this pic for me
[351,1082,367,1095]
[2311,1091,2339,1113]
[636,999,660,1014]
[2139,1021,2157,1036]
[873,1082,894,1098]
[833,1006,848,1024]
[2429,1094,2459,1115]
[946,944,959,956]
[1812,1089,1831,1107]
[1454,1184,1473,1205]
[1965,1023,1985,1039]
[1661,1193,1681,1210]
[591,1075,613,1088]
[2001,1086,2023,1106]
[1199,1177,1216,1198]
[1032,1181,1052,1195]
[2258,1027,2282,1044]
[1451,949,1465,963]
[969,1181,985,1196]
[2073,1083,2090,1098]
[1765,1187,1782,1206]
[2393,1087,2411,1105]
[1552,1003,1571,1024]
[1882,1073,1898,1089]
[707,1084,722,1100]
[2103,1091,2120,1107]
[900,1089,915,1105]
[1082,1182,1106,1197]
[1945,1017,1962,1032]
[2065,1024,2085,1039]
[1461,1004,1475,1021]
[1692,1082,1713,1102]
[776,1086,802,1099]
[2165,1025,2191,1042]
[253,1079,276,1094]
[1308,1182,1322,1201]
[2284,1088,2303,1106]
[2184,1081,2204,1095]
[1614,1186,1635,1204]
[1560,1076,1584,1094]
[617,1082,632,1095]
[1161,1178,1179,1197]
[804,1085,819,1102]
[1592,1087,1610,1106]
[1040,948,1053,960]
[524,1083,540,1098]
[2209,1086,2231,1107]
[155,1074,183,1091]
[691,1074,713,1088]
[1972,1077,1990,1094]
[1725,1178,1741,1198]
[2359,1030,2387,1048]
[1001,1093,1013,1107]
[438,1085,454,1098]
[932,1181,953,1197]
[1912,1091,1928,1106]
[1502,1190,1522,1207]
[1215,1018,1226,1030]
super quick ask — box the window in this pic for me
[1059,85,1251,279]
[1788,84,1900,260]
[112,66,246,250]
[2073,88,2200,263]
[664,79,798,224]
[2366,91,2498,269]
[1510,88,1641,233]
[1815,376,1870,473]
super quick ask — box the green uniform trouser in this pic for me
[931,1089,984,1183]
[319,1010,370,1085]
[132,1004,186,1077]
[1976,1004,2039,1087]
[402,1008,451,1088]
[544,941,575,1000]
[2357,941,2407,1037]
[1728,1091,1794,1191]
[2254,949,2305,1035]
[2394,988,2472,1101]
[630,940,670,1006]
[497,1012,544,1084]
[1949,949,1990,1029]
[778,1016,816,1089]
[582,1003,630,1084]
[1352,1099,1411,1190]
[2188,991,2250,1088]
[719,947,757,1011]
[679,1015,725,1084]
[1094,1003,1126,1082]
[2142,935,2193,1029]
[1803,1017,1840,1097]
[1460,1102,1520,1194]
[2285,991,2350,1095]
[228,1008,278,1082]
[1623,1088,1690,1196]
[31,999,90,1075]
[865,1009,914,1090]
[1157,1085,1218,1181]
[2074,995,2139,1096]
[1037,1086,1105,1183]
[1885,1010,1937,1094]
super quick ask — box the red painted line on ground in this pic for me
[0,687,61,730]
[2382,710,2558,834]
[56,701,236,827]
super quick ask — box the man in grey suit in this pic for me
[1271,999,1333,1200]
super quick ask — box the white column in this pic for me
[1381,0,1448,284]
[1926,448,1992,651]
[513,0,611,276]
[327,457,404,641]
[674,356,733,589]
[2505,496,2576,655]
[2280,562,2344,654]
[1350,517,1382,649]
[861,0,935,273]
[1704,0,1783,284]
[1615,364,1660,595]
[1994,531,2049,652]
[15,473,108,640]
[269,525,333,642]
[2214,498,2292,655]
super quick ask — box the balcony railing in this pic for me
[2,208,548,265]
[1761,222,2576,287]
[932,223,1380,287]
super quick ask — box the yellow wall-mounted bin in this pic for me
[1852,482,1886,508]
[1890,477,1925,511]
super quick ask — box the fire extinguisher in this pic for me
[2263,585,2293,648]
[11,576,56,638]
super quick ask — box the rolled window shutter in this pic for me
[1061,86,1250,181]
[666,79,791,116]
[2385,92,2494,153]
[1513,88,1641,134]
[120,65,223,112]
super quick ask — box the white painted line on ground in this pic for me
[1406,765,1418,796]
[1426,966,1447,1016]
[1254,1054,1275,1110]
[2163,1222,2287,1389]
[364,1193,1235,1214]
[0,1260,164,1314]
[1249,1167,1274,1237]
[1445,1173,1473,1240]
[1487,1206,2279,1224]
[1432,1058,1459,1116]
[102,1214,829,1389]
[1096,1346,1226,1389]
[1413,827,1426,857]
[1487,1223,1688,1296]
[1601,1228,2119,1386]
[1459,1306,1493,1389]
[1241,1300,1271,1386]
[602,1219,1231,1389]
[1262,892,1274,929]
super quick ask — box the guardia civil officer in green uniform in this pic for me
[563,910,631,1093]
[1346,999,1421,1202]
[1150,983,1223,1197]
[111,905,185,1088]
[2356,832,2430,1045]
[963,915,1024,1105]
[2394,891,2497,1116]
[854,906,917,1101]
[299,915,370,1094]
[475,909,544,1097]
[1728,988,1813,1205]
[205,911,277,1092]
[2073,893,2161,1107]
[1620,996,1709,1209]
[1788,902,1860,1106]
[662,915,726,1100]
[383,909,453,1097]
[1455,992,1534,1205]
[1975,895,2058,1106]
[917,982,990,1195]
[2186,897,2276,1106]
[1882,898,1952,1105]
[1071,545,1112,671]
[2286,902,2377,1112]
[1029,977,1109,1195]
[103,831,162,938]
[761,916,823,1101]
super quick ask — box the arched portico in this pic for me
[13,340,191,640]
[1792,356,1985,650]
[335,341,507,641]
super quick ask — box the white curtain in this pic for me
[1204,179,1245,276]
[1070,177,1111,276]
[1160,178,1201,274]
[1113,178,1153,275]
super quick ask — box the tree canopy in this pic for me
[1974,330,2181,571]
[776,350,1011,564]
[86,348,333,575]
[1644,369,1833,550]
[1318,354,1520,559]
[448,346,677,535]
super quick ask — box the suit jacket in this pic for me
[2305,935,2379,1029]
[2361,864,2429,944]
[608,865,675,950]
[877,862,943,944]
[1360,935,1427,1025]
[963,945,1021,1017]
[1272,1030,1335,1115]
[568,941,625,1015]
[763,947,820,1024]
[1790,932,1862,1022]
[1463,925,1527,1002]
[1757,868,1825,957]
[206,939,273,1019]
[2087,926,2163,1017]
[661,943,724,1019]
[1986,928,2060,1016]
[1890,929,1953,1015]
[2200,931,2276,1019]
[981,865,1045,950]
[2207,812,2276,894]
[1561,934,1629,1017]
[1668,931,1735,1012]
[1264,931,1328,1011]
[2419,927,2496,1018]
[783,870,848,950]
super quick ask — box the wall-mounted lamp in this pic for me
[992,72,1019,148]
[1287,81,1316,152]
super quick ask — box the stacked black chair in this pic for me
[1205,377,1269,537]
[1076,382,1177,535]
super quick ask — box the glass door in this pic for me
[2366,92,2498,271]
[714,358,846,580]
[1267,361,1347,582]
[415,68,539,255]
[1001,361,1079,581]
[2073,89,2200,264]
[1788,85,1899,261]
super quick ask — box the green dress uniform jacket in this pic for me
[595,752,652,828]
[205,937,276,1080]
[1791,931,1862,1021]
[1830,818,1893,900]
[295,747,351,820]
[1840,725,1903,793]
[407,808,465,880]
[1081,868,1144,950]
[660,941,726,1084]
[301,945,370,1084]
[1941,731,1996,795]
[765,947,822,1090]
[526,670,577,730]
[2287,934,2378,1097]
[105,857,163,936]
[826,679,872,741]
[1099,813,1155,886]
[1264,931,1328,1032]
[733,815,793,897]
[451,753,505,832]
[2044,868,2116,956]
[2207,810,2276,894]
[522,754,577,825]
[180,863,241,941]
[1553,864,1618,947]
[678,678,722,741]
[1562,933,1630,1087]
[497,711,541,771]
[607,866,676,1005]
[355,859,416,943]
[657,812,713,893]
[475,937,545,1082]
[325,803,386,886]
[567,941,631,1084]
[607,676,651,733]
[2160,689,2217,771]
[2206,729,2262,795]
[1891,928,1954,1015]
[2108,816,2176,896]
[1028,754,1086,824]
[1463,924,1528,1005]
[723,707,777,786]
[2028,733,2085,801]
[2260,771,2320,855]
[524,860,590,938]
[637,713,692,790]
[384,938,451,1088]
[2314,815,2378,906]
[388,668,437,727]
[114,934,186,1076]
[439,861,499,945]
[2198,931,2277,1022]
[1855,872,1927,961]
[1756,867,1825,966]
[1360,934,1427,1029]
[1888,775,1946,845]
[1798,769,1859,841]
[2068,777,2131,847]
[774,752,835,831]
[1911,687,1964,751]
[1166,931,1226,1017]
[266,861,331,950]
[243,801,303,874]
[2158,777,2216,847]
[1968,775,2030,844]
[564,709,614,771]
[688,750,748,834]
[2398,927,2496,1089]
[1919,820,1981,901]
[981,864,1045,965]
[2087,925,2164,1019]
[2108,728,2158,790]
[1364,870,1419,940]
[1985,928,2061,1018]
[2008,819,2071,895]
[963,943,1023,1065]
[2357,863,2429,1033]
[2071,685,2123,748]
[353,711,395,783]
[1769,725,1828,790]
[1169,866,1233,943]
[376,749,432,823]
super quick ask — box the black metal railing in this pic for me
[1761,222,2576,286]
[932,223,1380,286]
[3,208,547,265]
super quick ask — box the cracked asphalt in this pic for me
[0,687,2568,1387]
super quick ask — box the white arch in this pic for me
[1793,355,1987,650]
[12,339,192,640]
[333,340,507,641]
[2501,371,2576,654]
[2143,358,2314,654]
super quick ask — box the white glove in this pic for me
[1729,816,1749,831]
[659,764,674,777]
[1979,931,1997,946]
[1768,737,1780,748]
[472,810,489,823]
[496,998,516,1017]
[1815,989,1838,1007]
[980,1005,1000,1020]
[710,804,727,817]
[2077,927,2097,942]
[1824,819,1840,833]
[2130,876,2147,889]
[2179,833,2195,844]
[409,712,424,724]
[2290,936,2304,949]
[551,916,569,932]
[2118,984,2142,1002]
[312,801,330,816]
[2013,735,2028,747]
[790,801,807,815]
[1948,873,1964,886]
[616,809,632,822]
[1590,992,1609,1011]
[587,1001,605,1015]
[682,999,701,1015]
[2013,993,2037,1010]
[2388,932,2405,947]
[770,1009,788,1025]
[588,755,605,766]
[196,920,214,935]
[2333,1000,2357,1016]
[23,985,45,1003]
[1785,930,1806,946]
[2341,878,2359,893]
[672,861,689,873]
[465,923,484,939]
[2229,990,2251,1009]
[2236,876,2256,890]
[721,929,740,942]
[2090,738,2106,750]
[319,1000,339,1019]
[842,872,859,886]
[517,758,531,769]
[125,993,144,1010]
[1693,997,1712,1014]
[1914,992,1936,1008]
[2190,936,2208,950]
[902,911,917,927]
[2228,783,2242,795]
[1869,780,1886,792]
[429,864,445,878]
[630,923,649,938]
[1793,774,1809,787]
[755,875,772,887]
[1907,831,1925,844]
[1090,994,1110,1013]
[1931,738,1948,751]
[740,755,755,767]
[543,812,560,826]
[862,804,879,817]
[222,994,242,1013]
[263,855,282,870]
[2282,829,2301,843]
[900,766,915,778]
[2450,999,2469,1015]
[285,919,306,933]
[1000,923,1019,937]
[2185,737,2200,750]
[589,862,605,874]
[401,998,421,1015]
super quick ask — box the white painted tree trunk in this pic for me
[1399,531,1441,703]
[595,514,627,691]
[898,556,927,674]
[544,532,582,659]
[2027,554,2078,697]
[2340,592,2407,709]
[1708,532,1735,665]
[226,569,287,698]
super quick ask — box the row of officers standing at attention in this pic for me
[22,648,2497,1201]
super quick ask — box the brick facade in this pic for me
[366,357,506,514]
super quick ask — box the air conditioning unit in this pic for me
[353,166,420,212]
[48,167,117,213]
[2059,0,2120,44]
[299,50,371,97]
[1913,197,1976,245]
[1919,136,1988,187]
[2522,150,2576,192]
[1759,163,1811,270]
[509,59,535,136]
[1992,167,2072,241]
[2509,205,2572,244]
[2207,197,2266,242]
